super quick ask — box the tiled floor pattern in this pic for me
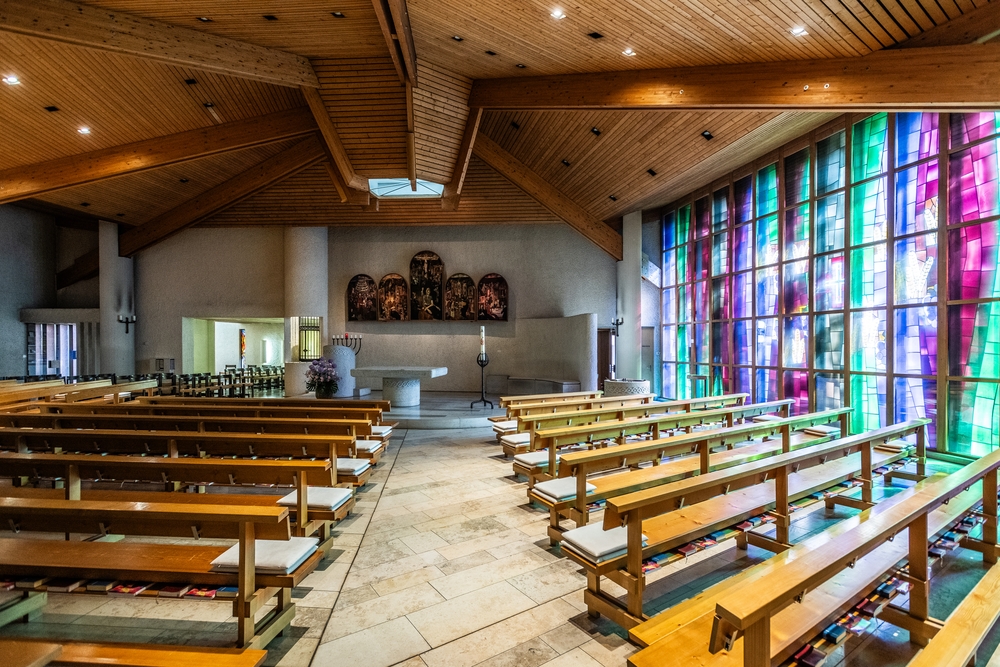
[3,422,1000,667]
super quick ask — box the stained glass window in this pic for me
[734,224,753,270]
[712,232,730,276]
[734,320,752,365]
[662,248,676,287]
[785,204,810,259]
[783,260,809,314]
[756,267,780,316]
[816,193,846,253]
[895,233,938,305]
[677,205,690,246]
[756,318,779,367]
[947,221,999,300]
[894,307,937,375]
[850,245,888,308]
[712,277,730,320]
[817,131,846,195]
[662,289,676,324]
[896,113,939,167]
[734,272,753,319]
[851,310,887,373]
[785,147,810,206]
[756,368,778,402]
[694,281,709,322]
[895,162,939,236]
[782,316,809,368]
[756,215,779,266]
[815,314,844,370]
[948,139,1000,224]
[948,380,999,457]
[712,187,729,232]
[712,322,730,364]
[783,370,809,415]
[663,325,676,361]
[850,178,888,245]
[757,164,778,217]
[851,374,886,433]
[950,112,1000,148]
[852,113,889,181]
[735,367,753,401]
[948,304,1000,379]
[735,175,753,224]
[815,253,844,311]
[693,239,710,282]
[815,373,844,411]
[894,378,936,431]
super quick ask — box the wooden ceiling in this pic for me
[1,0,997,264]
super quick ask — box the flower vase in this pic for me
[315,384,337,399]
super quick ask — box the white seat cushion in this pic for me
[493,419,517,430]
[803,425,840,437]
[278,486,353,511]
[533,477,596,502]
[355,439,384,453]
[752,414,784,422]
[337,458,372,475]
[561,523,647,562]
[370,425,392,436]
[501,432,531,446]
[513,450,556,467]
[211,537,319,574]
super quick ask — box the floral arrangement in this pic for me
[305,357,340,396]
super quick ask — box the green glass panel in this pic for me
[677,205,691,246]
[948,381,999,456]
[677,324,690,362]
[852,113,889,181]
[850,374,886,434]
[676,242,689,284]
[756,163,778,217]
[850,177,888,246]
[948,303,1000,380]
[849,245,887,308]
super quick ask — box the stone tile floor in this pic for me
[3,421,1000,667]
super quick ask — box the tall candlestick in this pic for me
[480,325,485,355]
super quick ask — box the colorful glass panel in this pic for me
[695,196,711,238]
[851,310,887,372]
[694,323,708,363]
[948,380,999,456]
[712,322,730,364]
[677,325,690,362]
[662,362,676,398]
[894,377,937,448]
[711,277,730,320]
[662,248,676,287]
[785,147,810,206]
[896,113,939,167]
[755,266,780,316]
[676,241,689,284]
[895,162,939,236]
[734,224,753,270]
[712,187,729,232]
[735,367,753,402]
[816,193,845,253]
[950,112,1000,148]
[693,239,710,281]
[676,363,690,400]
[850,177,888,245]
[735,175,753,224]
[784,204,810,260]
[782,316,809,368]
[712,366,730,396]
[662,288,676,324]
[948,139,1000,224]
[663,210,676,249]
[677,205,691,246]
[755,368,778,402]
[694,281,708,321]
[850,374,886,434]
[948,303,1000,379]
[815,314,845,370]
[895,233,938,305]
[734,272,753,319]
[756,214,779,266]
[948,221,1000,300]
[662,325,676,361]
[712,231,730,276]
[756,318,779,367]
[815,373,844,411]
[815,253,845,311]
[678,284,691,322]
[849,245,887,308]
[783,260,809,314]
[757,163,778,217]
[894,306,938,375]
[734,320,752,365]
[852,113,889,181]
[817,130,846,195]
[783,370,809,415]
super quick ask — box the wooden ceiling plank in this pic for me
[0,0,318,88]
[0,107,317,205]
[118,135,325,255]
[472,133,622,260]
[894,0,1000,47]
[441,107,481,210]
[468,42,1000,110]
[300,85,368,191]
[56,247,99,290]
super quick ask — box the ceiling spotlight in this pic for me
[562,159,571,167]
[701,130,714,140]
[2,75,19,85]
[790,26,808,36]
[184,78,197,85]
[331,11,345,18]
[78,127,91,135]
[510,120,521,130]
[80,202,90,207]
[591,127,601,136]
[588,32,603,39]
[44,106,59,112]
[452,35,463,41]
[116,213,125,217]
[551,9,566,19]
[647,168,657,176]
[622,47,636,57]
[485,50,497,56]
[263,14,278,21]
[516,63,527,68]
[204,102,214,108]
[609,195,617,201]
[179,178,189,183]
[196,17,212,22]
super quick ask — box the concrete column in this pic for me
[284,227,329,395]
[616,211,643,380]
[99,221,135,375]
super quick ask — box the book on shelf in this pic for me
[215,587,239,599]
[86,580,118,593]
[139,584,164,597]
[185,587,218,601]
[0,581,15,592]
[109,583,149,597]
[45,578,86,593]
[158,585,192,598]
[15,576,51,590]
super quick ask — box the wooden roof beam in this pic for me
[468,43,1000,111]
[406,81,417,191]
[0,107,317,205]
[300,86,367,192]
[370,0,417,86]
[56,248,99,290]
[0,0,318,88]
[472,134,622,260]
[118,135,326,256]
[895,1,1000,49]
[442,108,482,211]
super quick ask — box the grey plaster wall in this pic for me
[0,205,55,377]
[55,226,99,308]
[328,224,616,392]
[134,227,285,373]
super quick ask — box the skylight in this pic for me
[368,178,445,199]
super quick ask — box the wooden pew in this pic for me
[569,420,928,629]
[493,393,660,443]
[139,396,392,414]
[0,640,268,667]
[0,428,371,487]
[697,424,989,667]
[533,408,850,543]
[524,399,795,486]
[58,379,159,404]
[0,379,65,393]
[0,412,386,464]
[499,390,603,408]
[0,497,314,648]
[0,381,111,406]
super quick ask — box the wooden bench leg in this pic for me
[908,513,930,647]
[0,591,46,629]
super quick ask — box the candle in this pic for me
[480,325,485,355]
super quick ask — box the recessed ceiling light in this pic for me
[331,11,345,18]
[2,75,19,85]
[510,120,520,130]
[588,32,603,39]
[179,178,189,183]
[591,127,601,136]
[647,168,657,176]
[204,102,214,108]
[516,63,526,68]
[622,48,636,57]
[80,202,90,207]
[196,17,212,22]
[485,50,497,56]
[184,78,197,85]
[452,35,463,41]
[790,26,808,36]
[263,15,278,21]
[609,195,617,201]
[116,213,125,217]
[701,130,714,140]
[561,159,571,167]
[551,9,566,19]
[44,106,59,112]
[77,127,91,135]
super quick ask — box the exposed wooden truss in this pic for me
[894,0,1000,48]
[56,248,99,289]
[300,86,367,191]
[370,0,417,86]
[118,135,325,256]
[472,134,622,260]
[442,107,481,211]
[0,108,317,205]
[0,0,319,88]
[468,43,1000,111]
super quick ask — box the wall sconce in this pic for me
[118,315,136,334]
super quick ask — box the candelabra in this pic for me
[117,315,137,334]
[470,353,493,409]
[331,333,362,355]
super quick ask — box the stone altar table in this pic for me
[351,366,448,407]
